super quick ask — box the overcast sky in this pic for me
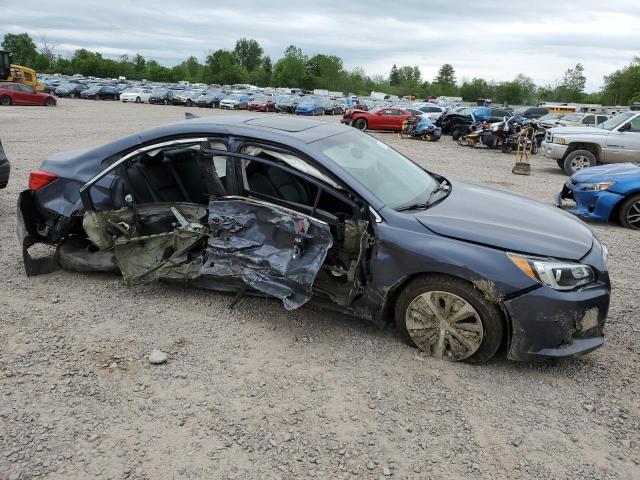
[2,0,639,91]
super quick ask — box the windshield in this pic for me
[316,130,437,209]
[539,113,562,121]
[598,111,635,130]
[229,94,243,100]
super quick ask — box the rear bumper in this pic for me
[504,283,610,361]
[17,190,58,276]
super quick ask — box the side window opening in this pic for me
[118,140,227,207]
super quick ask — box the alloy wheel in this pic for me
[627,200,640,228]
[570,156,592,171]
[405,290,483,361]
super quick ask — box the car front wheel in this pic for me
[618,193,640,230]
[395,275,504,364]
[0,95,11,106]
[563,150,596,175]
[353,118,367,131]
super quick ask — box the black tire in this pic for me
[185,99,192,107]
[1,95,11,106]
[451,128,462,141]
[395,275,504,364]
[353,118,367,131]
[135,96,141,103]
[618,193,640,230]
[44,97,56,107]
[69,92,75,99]
[502,142,513,154]
[563,150,596,175]
[556,159,564,169]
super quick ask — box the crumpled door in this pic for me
[83,203,208,285]
[201,197,333,309]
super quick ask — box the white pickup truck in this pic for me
[541,111,640,175]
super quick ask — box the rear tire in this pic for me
[618,194,640,230]
[69,92,76,99]
[563,150,596,175]
[395,275,504,364]
[44,97,56,107]
[452,128,462,141]
[135,96,141,103]
[353,118,367,131]
[185,99,192,107]
[1,95,11,106]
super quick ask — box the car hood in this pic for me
[221,99,239,103]
[571,162,640,183]
[413,180,594,260]
[549,126,609,136]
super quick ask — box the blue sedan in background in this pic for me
[556,162,640,230]
[295,99,325,116]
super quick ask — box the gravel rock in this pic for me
[148,349,168,365]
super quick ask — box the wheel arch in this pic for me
[564,142,602,161]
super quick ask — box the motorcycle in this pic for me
[399,116,442,141]
[457,119,510,149]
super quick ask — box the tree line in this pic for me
[2,32,639,106]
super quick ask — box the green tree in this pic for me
[459,78,491,102]
[233,38,263,72]
[204,49,246,85]
[271,45,308,87]
[2,33,39,66]
[389,64,400,86]
[601,58,640,105]
[434,64,457,96]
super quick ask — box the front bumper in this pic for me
[555,178,622,223]
[504,282,609,360]
[541,141,568,160]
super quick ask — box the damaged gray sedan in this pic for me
[17,116,610,363]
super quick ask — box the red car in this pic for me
[341,106,413,131]
[247,95,276,112]
[0,82,57,107]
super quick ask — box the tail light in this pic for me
[28,170,57,190]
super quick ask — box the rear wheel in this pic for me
[618,194,640,230]
[69,92,76,99]
[451,128,463,141]
[556,159,564,169]
[395,275,504,364]
[563,150,596,175]
[44,97,56,107]
[0,95,11,106]
[185,99,192,107]
[135,96,141,103]
[353,118,367,131]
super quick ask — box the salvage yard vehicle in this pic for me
[119,87,154,103]
[219,93,250,110]
[80,85,120,100]
[0,139,9,188]
[195,91,226,108]
[17,115,610,363]
[295,98,325,116]
[247,95,276,112]
[275,94,299,113]
[172,90,203,107]
[54,83,88,98]
[0,82,57,106]
[542,111,640,175]
[556,162,640,230]
[341,106,413,132]
[554,113,610,128]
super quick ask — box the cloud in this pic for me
[1,0,639,91]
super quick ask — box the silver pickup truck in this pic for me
[541,111,640,175]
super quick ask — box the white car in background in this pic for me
[120,88,154,103]
[415,103,447,121]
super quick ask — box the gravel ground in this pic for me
[0,100,638,480]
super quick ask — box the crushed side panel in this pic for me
[202,198,334,310]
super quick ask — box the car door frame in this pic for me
[605,115,640,163]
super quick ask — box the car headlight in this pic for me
[554,137,566,145]
[508,253,595,291]
[580,182,615,191]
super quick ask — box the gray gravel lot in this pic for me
[0,100,639,480]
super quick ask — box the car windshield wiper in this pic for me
[396,180,450,212]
